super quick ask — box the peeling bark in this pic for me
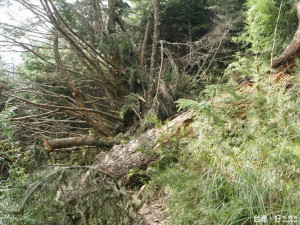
[272,2,300,68]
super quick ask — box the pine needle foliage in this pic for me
[0,106,27,181]
[1,166,135,225]
[238,0,299,60]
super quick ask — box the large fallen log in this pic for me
[92,110,194,181]
[272,2,300,68]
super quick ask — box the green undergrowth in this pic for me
[146,71,300,224]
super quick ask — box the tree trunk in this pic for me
[93,110,194,182]
[140,0,152,70]
[272,2,300,68]
[107,0,117,34]
[44,136,117,152]
[93,0,105,36]
[148,0,160,101]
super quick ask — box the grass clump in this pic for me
[147,71,300,224]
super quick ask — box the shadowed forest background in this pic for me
[0,0,299,224]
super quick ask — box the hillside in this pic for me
[0,0,299,224]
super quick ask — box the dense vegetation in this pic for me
[0,0,299,224]
[147,69,300,224]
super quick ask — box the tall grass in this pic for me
[148,71,300,224]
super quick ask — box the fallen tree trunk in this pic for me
[44,136,117,152]
[272,2,300,68]
[92,110,194,181]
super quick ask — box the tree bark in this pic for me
[93,0,105,36]
[93,110,194,181]
[272,2,300,68]
[44,136,117,152]
[140,0,152,70]
[107,0,117,34]
[148,0,160,101]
